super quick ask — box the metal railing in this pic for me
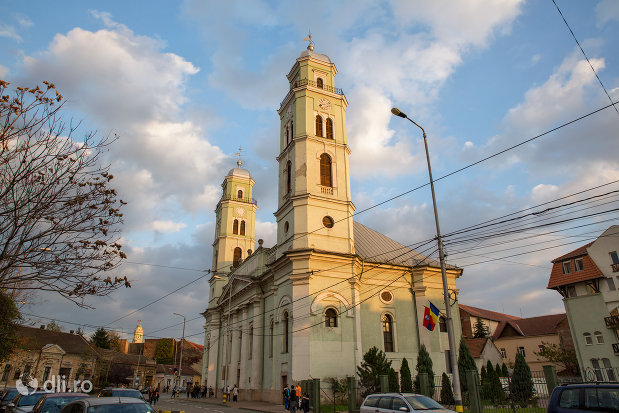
[612,263,619,272]
[219,195,257,205]
[279,78,345,109]
[604,315,619,328]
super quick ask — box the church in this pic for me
[201,40,463,402]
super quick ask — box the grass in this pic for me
[320,404,349,413]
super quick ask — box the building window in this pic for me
[567,285,577,297]
[316,78,323,89]
[610,251,619,265]
[325,308,338,327]
[326,118,333,139]
[240,221,246,236]
[286,160,292,194]
[538,344,545,353]
[595,331,604,344]
[282,311,289,353]
[248,326,253,360]
[237,189,243,199]
[284,221,289,234]
[233,219,239,235]
[315,115,323,137]
[382,314,394,353]
[13,368,21,380]
[1,364,10,382]
[269,318,274,358]
[562,261,571,274]
[290,121,294,142]
[608,278,616,291]
[517,347,526,357]
[591,359,603,381]
[320,153,332,187]
[233,247,242,267]
[584,332,593,345]
[575,258,584,272]
[602,358,615,381]
[42,366,51,383]
[500,348,506,358]
[439,317,447,332]
[22,364,32,380]
[586,282,599,294]
[322,216,334,228]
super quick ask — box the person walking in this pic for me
[289,384,297,413]
[209,385,214,398]
[153,389,160,406]
[301,392,310,413]
[296,384,302,409]
[232,384,239,402]
[283,385,290,410]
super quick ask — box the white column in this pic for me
[205,315,220,389]
[251,298,264,391]
[350,279,363,369]
[291,275,310,382]
[230,312,240,387]
[239,306,249,390]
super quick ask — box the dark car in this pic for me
[60,397,154,413]
[31,393,89,413]
[96,389,144,400]
[5,391,47,413]
[360,393,455,413]
[548,383,619,413]
[0,389,19,413]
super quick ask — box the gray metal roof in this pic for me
[353,221,443,268]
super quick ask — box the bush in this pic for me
[440,373,455,405]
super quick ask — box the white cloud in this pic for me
[15,15,33,28]
[596,0,619,26]
[255,220,277,248]
[0,64,8,78]
[151,220,187,233]
[531,184,560,204]
[0,25,22,42]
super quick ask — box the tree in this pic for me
[91,328,110,349]
[400,358,413,392]
[480,365,488,399]
[0,81,130,307]
[473,317,489,338]
[535,341,579,376]
[155,338,175,363]
[413,344,435,396]
[0,292,20,363]
[495,363,502,377]
[501,363,508,377]
[357,346,391,396]
[388,367,400,392]
[327,377,347,411]
[105,360,133,386]
[486,360,505,404]
[108,331,123,352]
[46,320,63,332]
[510,352,534,406]
[440,373,455,405]
[458,339,477,393]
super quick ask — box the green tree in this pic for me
[0,292,20,363]
[457,339,477,393]
[389,367,400,392]
[510,352,534,406]
[46,320,63,332]
[486,360,505,404]
[480,365,488,399]
[501,363,508,377]
[328,377,347,411]
[400,358,413,392]
[535,341,579,376]
[90,327,110,349]
[440,373,455,405]
[473,317,489,338]
[357,346,391,396]
[413,344,435,396]
[495,363,502,377]
[108,331,123,352]
[155,338,175,363]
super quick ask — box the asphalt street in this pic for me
[155,398,260,413]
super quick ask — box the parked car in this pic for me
[60,397,154,413]
[5,391,47,413]
[31,393,89,413]
[96,388,144,400]
[360,393,455,413]
[548,383,619,413]
[0,388,19,413]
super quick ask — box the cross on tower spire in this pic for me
[303,31,314,51]
[235,147,243,168]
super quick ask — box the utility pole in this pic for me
[173,313,186,389]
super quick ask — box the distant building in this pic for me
[460,304,521,338]
[547,225,619,380]
[133,321,144,344]
[99,350,156,389]
[464,337,503,371]
[154,364,201,390]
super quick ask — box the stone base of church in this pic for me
[237,388,281,403]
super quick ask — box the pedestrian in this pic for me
[296,384,302,408]
[153,389,160,406]
[301,392,310,413]
[187,385,191,399]
[209,385,214,398]
[283,385,290,410]
[171,386,176,399]
[232,384,238,402]
[289,384,297,413]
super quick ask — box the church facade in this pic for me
[201,42,463,402]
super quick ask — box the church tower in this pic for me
[133,320,143,343]
[275,38,355,257]
[208,156,257,306]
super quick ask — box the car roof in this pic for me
[559,383,619,388]
[42,393,89,398]
[366,393,426,397]
[86,397,147,406]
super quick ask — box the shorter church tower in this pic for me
[133,320,143,343]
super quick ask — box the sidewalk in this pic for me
[184,396,285,413]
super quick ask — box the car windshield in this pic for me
[112,390,143,399]
[41,396,89,413]
[17,393,45,406]
[1,390,18,402]
[87,403,154,413]
[404,395,445,410]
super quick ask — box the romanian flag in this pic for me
[423,302,440,331]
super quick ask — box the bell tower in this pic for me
[274,38,355,257]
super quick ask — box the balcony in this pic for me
[612,263,619,272]
[219,195,257,205]
[279,78,345,109]
[320,186,333,195]
[604,315,619,328]
[613,343,619,354]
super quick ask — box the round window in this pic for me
[322,216,334,228]
[284,221,289,234]
[380,290,393,303]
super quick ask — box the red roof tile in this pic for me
[493,313,567,339]
[547,253,603,288]
[551,242,594,263]
[459,304,520,322]
[464,338,489,358]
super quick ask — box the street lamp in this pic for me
[173,312,186,390]
[391,107,463,413]
[212,274,232,398]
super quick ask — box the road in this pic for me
[155,397,260,413]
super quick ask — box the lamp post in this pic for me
[391,107,463,413]
[213,275,232,398]
[173,312,186,390]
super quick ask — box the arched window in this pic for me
[315,115,323,137]
[286,160,292,194]
[439,316,447,332]
[290,121,294,140]
[320,153,332,187]
[237,189,243,199]
[325,308,338,327]
[233,219,239,235]
[316,78,323,89]
[382,314,394,352]
[269,318,274,357]
[233,247,242,267]
[326,118,333,139]
[584,332,593,345]
[248,326,253,360]
[240,221,246,236]
[283,311,289,353]
[595,331,604,344]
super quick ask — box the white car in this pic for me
[360,393,455,413]
[60,397,154,413]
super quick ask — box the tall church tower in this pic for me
[133,320,143,343]
[208,157,257,307]
[275,38,355,257]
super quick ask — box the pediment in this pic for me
[218,274,252,306]
[42,344,66,355]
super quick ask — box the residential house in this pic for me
[464,337,504,371]
[547,225,619,381]
[99,350,156,389]
[154,364,201,391]
[460,304,521,338]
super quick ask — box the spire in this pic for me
[235,147,243,168]
[304,31,314,52]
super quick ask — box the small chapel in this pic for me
[201,40,463,402]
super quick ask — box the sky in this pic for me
[1,0,618,343]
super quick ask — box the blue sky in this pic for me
[2,0,618,341]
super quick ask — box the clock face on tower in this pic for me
[318,98,331,111]
[236,207,245,216]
